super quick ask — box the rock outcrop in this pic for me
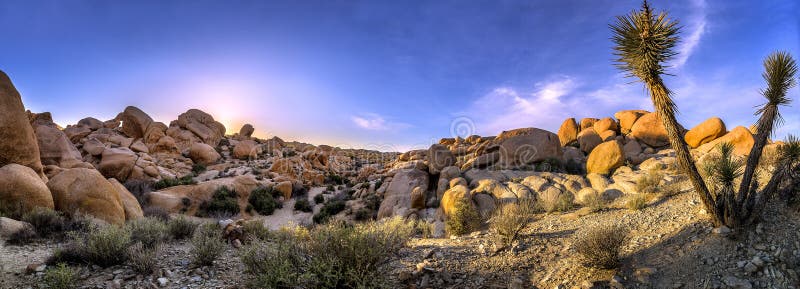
[47,168,126,225]
[0,164,54,211]
[0,71,45,178]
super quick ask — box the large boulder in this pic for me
[630,112,670,147]
[118,106,154,139]
[108,178,143,221]
[47,168,125,225]
[557,118,579,146]
[495,128,562,168]
[188,142,220,165]
[685,117,727,148]
[31,114,84,169]
[233,140,259,160]
[577,128,602,154]
[174,109,226,147]
[580,118,598,131]
[440,184,470,218]
[239,124,254,138]
[0,164,54,211]
[427,144,455,174]
[275,181,293,200]
[697,126,754,156]
[146,176,260,215]
[98,148,137,182]
[377,168,429,218]
[586,140,625,175]
[614,110,648,134]
[593,117,619,133]
[0,71,45,178]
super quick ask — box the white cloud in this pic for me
[351,113,410,131]
[671,0,707,69]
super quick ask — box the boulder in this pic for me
[189,143,221,166]
[630,112,670,147]
[130,140,149,153]
[0,71,45,178]
[580,118,598,131]
[427,144,455,174]
[440,184,470,218]
[377,168,429,218]
[118,106,154,139]
[557,118,579,146]
[586,140,625,175]
[108,178,143,220]
[83,138,106,156]
[174,109,226,146]
[586,173,611,191]
[275,181,293,200]
[63,125,92,142]
[47,168,125,225]
[623,139,643,161]
[147,176,259,215]
[578,128,602,154]
[33,121,84,169]
[98,148,137,181]
[78,117,104,130]
[143,122,168,145]
[685,117,727,148]
[593,117,619,133]
[472,193,496,217]
[239,124,254,138]
[697,126,754,156]
[0,217,33,240]
[0,164,54,211]
[471,179,514,200]
[614,110,648,134]
[410,187,426,209]
[233,140,259,160]
[599,130,617,141]
[575,187,599,205]
[496,128,562,168]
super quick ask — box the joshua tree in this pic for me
[610,1,799,228]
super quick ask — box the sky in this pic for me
[0,0,797,152]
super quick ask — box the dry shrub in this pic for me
[43,263,77,289]
[490,199,536,246]
[445,198,481,236]
[635,169,663,194]
[240,240,304,288]
[167,215,198,240]
[625,194,649,210]
[537,187,573,213]
[22,208,68,238]
[6,225,37,245]
[127,242,160,274]
[142,206,170,221]
[82,225,131,267]
[581,191,606,212]
[574,224,628,269]
[126,217,168,248]
[241,220,272,242]
[190,223,226,266]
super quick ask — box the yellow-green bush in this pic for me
[445,198,481,236]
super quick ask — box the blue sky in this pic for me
[0,0,797,151]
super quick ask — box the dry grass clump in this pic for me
[581,191,607,212]
[190,223,226,266]
[625,194,650,210]
[127,242,160,274]
[22,208,68,238]
[574,224,629,269]
[82,225,132,267]
[635,169,663,194]
[537,187,574,213]
[240,217,415,289]
[43,263,77,289]
[6,225,37,245]
[490,199,537,246]
[241,220,272,242]
[445,198,482,236]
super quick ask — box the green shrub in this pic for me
[83,225,131,267]
[313,199,346,224]
[167,215,198,240]
[490,200,536,246]
[353,208,374,221]
[445,198,481,236]
[43,263,77,289]
[294,199,313,212]
[190,223,226,266]
[47,242,88,266]
[326,184,335,191]
[248,187,280,216]
[0,202,24,219]
[192,164,207,175]
[153,175,197,190]
[126,217,168,248]
[313,194,325,204]
[22,208,67,238]
[575,224,628,269]
[363,194,382,211]
[127,242,160,274]
[199,187,240,218]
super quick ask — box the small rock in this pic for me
[157,277,168,287]
[712,226,731,235]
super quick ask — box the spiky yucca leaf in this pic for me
[779,135,800,164]
[610,1,680,82]
[703,143,744,189]
[756,51,797,130]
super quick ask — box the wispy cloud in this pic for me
[671,0,707,69]
[351,113,410,131]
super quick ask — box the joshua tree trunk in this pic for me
[647,78,719,224]
[736,105,776,211]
